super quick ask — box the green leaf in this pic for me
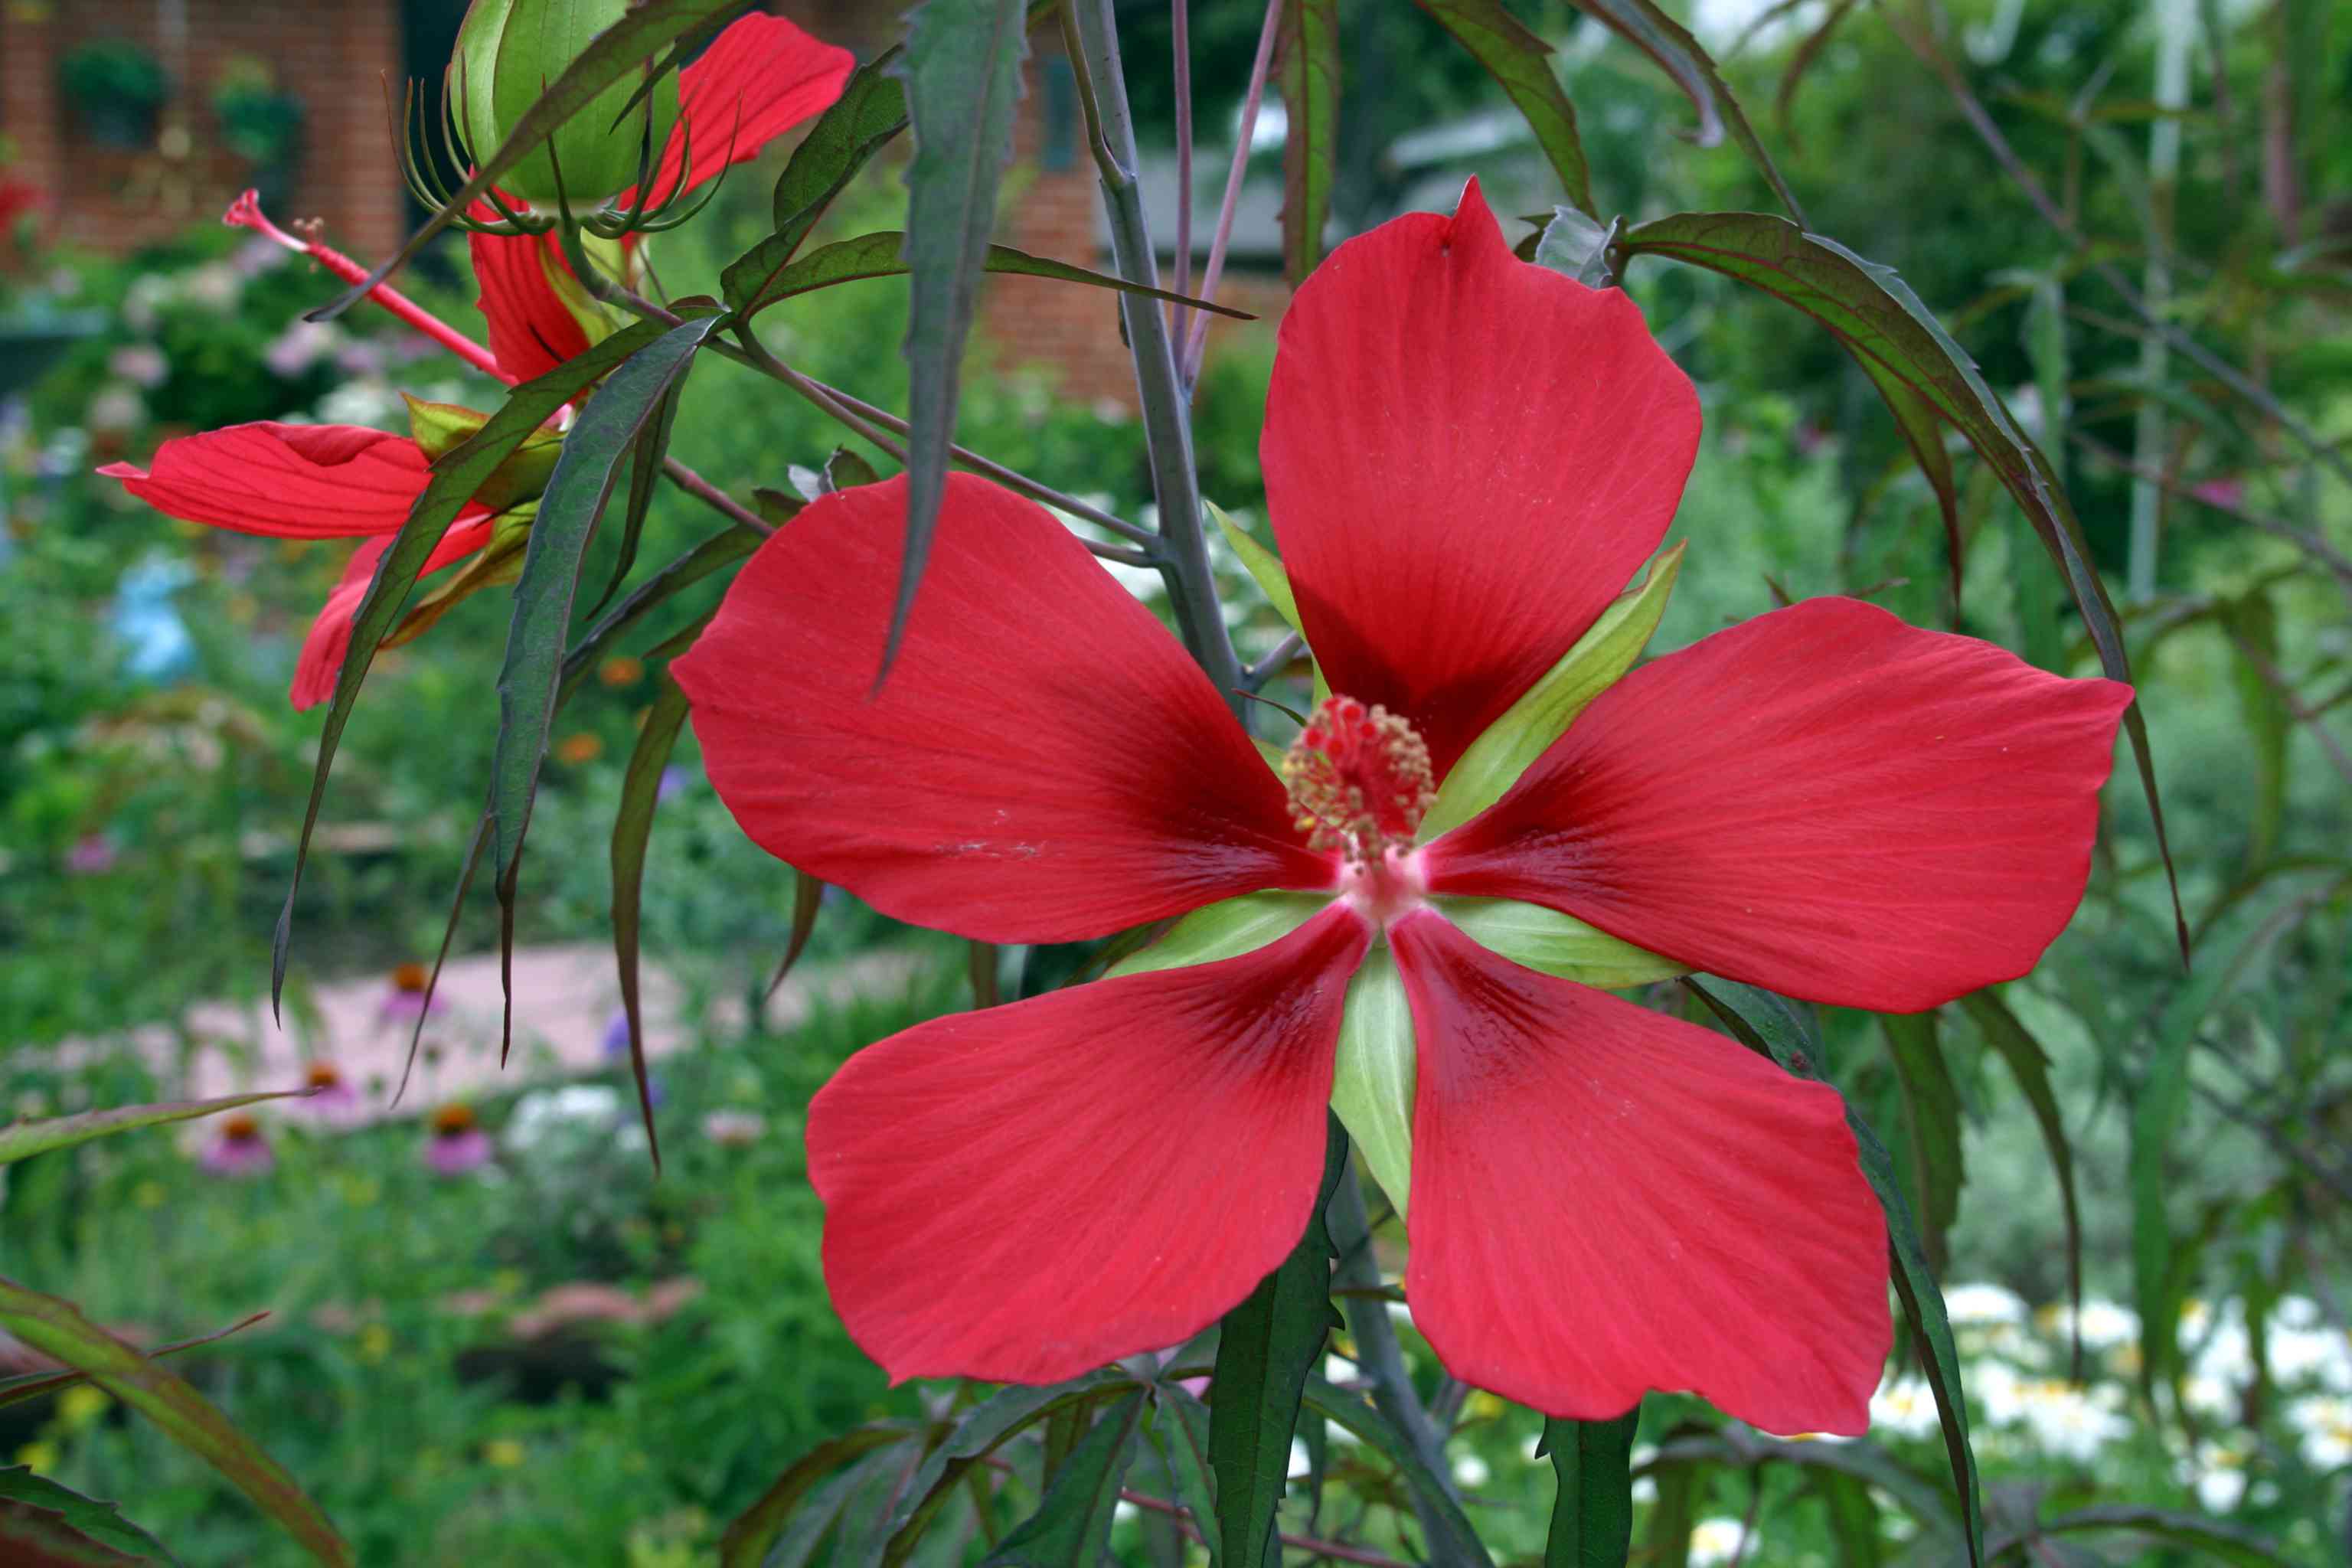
[0,1466,177,1563]
[273,315,680,1014]
[725,230,1253,319]
[720,54,912,317]
[1542,1407,1639,1568]
[491,314,725,898]
[1880,1011,1965,1277]
[557,524,762,709]
[1423,544,1684,837]
[764,869,828,1001]
[887,0,1031,678]
[1274,0,1341,283]
[1211,501,1302,632]
[2219,591,2288,869]
[311,0,745,321]
[0,1093,312,1167]
[1956,988,2085,1377]
[1143,1386,1221,1564]
[1812,1470,1883,1568]
[877,1375,1138,1567]
[1330,952,1416,1220]
[0,1279,349,1566]
[2004,1504,2296,1567]
[985,1390,1147,1567]
[592,378,685,613]
[1642,1459,1698,1568]
[718,1426,913,1568]
[1299,1374,1493,1567]
[1856,364,1963,615]
[1107,891,1328,979]
[0,1312,269,1413]
[1416,2,1595,217]
[1432,899,1687,988]
[1567,0,1806,224]
[1617,211,2184,952]
[609,671,691,1174]
[1210,1122,1348,1568]
[1684,978,1984,1566]
[1642,1427,1956,1544]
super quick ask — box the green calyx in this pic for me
[455,0,681,208]
[403,395,565,514]
[1105,890,1328,978]
[1420,542,1685,839]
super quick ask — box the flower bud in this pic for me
[455,0,681,207]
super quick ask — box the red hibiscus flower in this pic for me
[675,182,2132,1434]
[472,12,854,382]
[100,14,851,711]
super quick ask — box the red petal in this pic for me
[673,474,1331,942]
[291,517,495,710]
[1259,179,1700,778]
[629,12,855,206]
[1428,597,2134,1011]
[1389,910,1889,1432]
[472,223,591,384]
[810,905,1370,1383]
[101,423,432,537]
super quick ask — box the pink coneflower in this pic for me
[297,1060,362,1125]
[425,1103,492,1176]
[200,1112,274,1178]
[377,962,446,1027]
[64,834,118,874]
[701,1109,766,1148]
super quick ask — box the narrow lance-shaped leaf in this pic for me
[1275,0,1341,283]
[1143,1386,1221,1564]
[1416,0,1596,217]
[1566,0,1806,224]
[1299,1375,1493,1567]
[886,0,1030,680]
[0,1312,270,1415]
[717,1426,915,1568]
[1684,978,1984,1566]
[985,1390,1148,1567]
[1541,1406,1640,1568]
[490,315,725,903]
[1880,1011,1965,1278]
[0,1279,351,1566]
[1995,1504,2298,1568]
[273,316,678,1014]
[0,1091,313,1167]
[720,54,912,315]
[1619,211,2184,954]
[765,870,828,1003]
[0,1466,178,1564]
[1210,1119,1349,1568]
[592,379,685,613]
[1957,988,2086,1378]
[558,524,763,709]
[1854,360,1963,619]
[310,0,745,320]
[877,1377,1138,1568]
[732,231,1254,320]
[609,671,692,1173]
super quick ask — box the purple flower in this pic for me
[2192,478,2245,509]
[656,765,692,802]
[425,1104,492,1176]
[297,1060,363,1125]
[201,1113,274,1177]
[599,1006,633,1061]
[64,835,118,875]
[377,963,446,1027]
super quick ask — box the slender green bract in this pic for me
[1274,0,1341,283]
[609,671,692,1172]
[717,1426,913,1568]
[729,231,1252,318]
[983,1390,1146,1566]
[887,0,1030,678]
[1209,1122,1348,1568]
[0,1465,177,1563]
[1416,0,1596,217]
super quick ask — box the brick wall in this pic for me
[0,0,405,258]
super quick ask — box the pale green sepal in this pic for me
[1330,949,1415,1220]
[1253,736,1286,773]
[1106,890,1331,979]
[1210,500,1302,632]
[1436,897,1688,988]
[1420,543,1686,839]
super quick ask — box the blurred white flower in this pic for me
[182,262,243,311]
[2181,1372,2239,1424]
[314,377,406,429]
[1321,1353,1354,1386]
[2288,1395,2352,1469]
[1969,1360,2024,1426]
[2040,1298,2140,1352]
[700,1109,766,1148]
[87,384,145,432]
[1687,1517,1752,1568]
[2184,1440,2251,1511]
[2017,1380,2130,1462]
[1870,1376,1941,1439]
[1452,1452,1490,1488]
[2271,1325,2352,1393]
[1287,1437,1312,1478]
[264,318,343,378]
[106,344,168,389]
[505,1083,624,1152]
[2275,1295,2321,1330]
[1944,1282,2029,1326]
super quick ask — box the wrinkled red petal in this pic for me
[810,905,1370,1384]
[1259,179,1700,778]
[1389,910,1889,1432]
[628,12,854,206]
[101,423,433,538]
[291,517,495,710]
[674,473,1331,942]
[471,220,591,384]
[1428,597,2134,1011]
